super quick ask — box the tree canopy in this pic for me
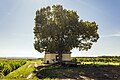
[34,5,99,54]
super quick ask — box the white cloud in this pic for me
[112,32,120,37]
[101,32,120,38]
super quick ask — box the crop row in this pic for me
[71,57,120,63]
[0,59,26,78]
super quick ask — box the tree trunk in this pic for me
[58,51,62,64]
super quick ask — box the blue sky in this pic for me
[0,0,120,58]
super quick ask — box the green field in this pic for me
[3,59,42,80]
[0,57,120,80]
[0,59,26,78]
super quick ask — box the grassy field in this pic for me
[4,60,42,80]
[35,64,120,80]
[0,57,120,80]
[0,59,26,79]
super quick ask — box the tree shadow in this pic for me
[33,64,120,80]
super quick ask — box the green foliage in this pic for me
[79,71,84,75]
[0,59,26,77]
[74,57,120,63]
[71,58,77,62]
[4,60,42,80]
[34,5,99,53]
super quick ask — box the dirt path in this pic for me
[26,73,33,79]
[26,62,39,79]
[34,62,38,67]
[80,76,94,80]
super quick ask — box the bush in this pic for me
[71,58,77,62]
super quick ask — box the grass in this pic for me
[4,60,42,80]
[35,63,120,80]
[2,59,120,80]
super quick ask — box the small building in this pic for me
[44,52,71,64]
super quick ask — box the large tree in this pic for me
[34,5,99,63]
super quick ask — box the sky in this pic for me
[0,0,120,58]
